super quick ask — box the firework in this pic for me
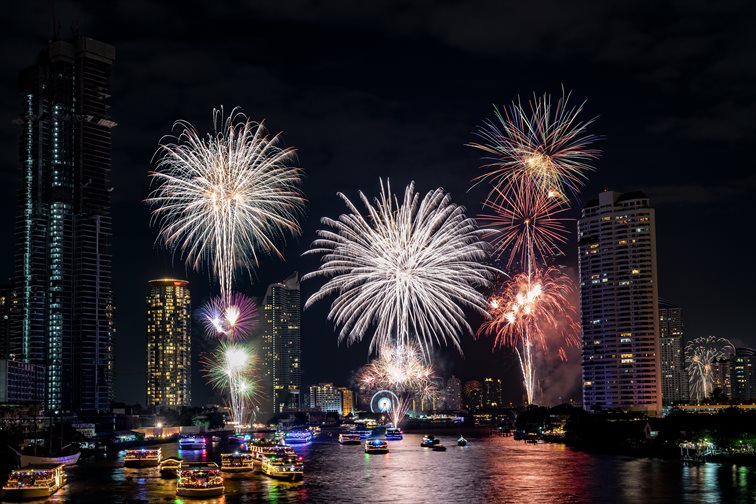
[480,268,578,404]
[685,336,735,402]
[199,292,257,340]
[469,90,600,202]
[304,179,494,359]
[203,342,257,427]
[357,343,436,426]
[147,107,305,301]
[480,181,570,270]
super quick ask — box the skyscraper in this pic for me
[579,191,662,415]
[731,348,756,401]
[338,387,354,417]
[146,279,191,409]
[445,375,462,411]
[659,300,688,404]
[261,272,301,415]
[309,383,341,413]
[13,36,116,413]
[0,282,14,360]
[482,377,503,408]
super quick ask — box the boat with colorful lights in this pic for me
[365,439,389,454]
[284,429,313,445]
[220,452,255,475]
[385,427,403,440]
[176,462,224,498]
[123,448,161,468]
[338,432,361,445]
[2,464,66,499]
[159,457,182,478]
[420,435,440,448]
[261,453,304,481]
[178,436,207,450]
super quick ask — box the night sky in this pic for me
[1,1,754,407]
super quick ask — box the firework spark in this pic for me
[203,342,258,427]
[304,179,494,359]
[685,336,735,402]
[357,343,436,426]
[147,107,305,301]
[469,90,600,202]
[199,292,257,340]
[480,181,571,269]
[479,268,578,404]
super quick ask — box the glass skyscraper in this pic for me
[146,279,192,409]
[261,272,301,415]
[13,37,115,413]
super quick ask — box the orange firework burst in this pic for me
[469,89,600,202]
[480,180,571,269]
[479,267,579,355]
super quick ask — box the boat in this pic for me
[249,440,294,464]
[355,429,373,440]
[420,435,440,448]
[284,430,313,445]
[260,454,304,481]
[457,436,468,447]
[124,448,161,468]
[12,445,81,467]
[178,436,207,450]
[2,464,66,499]
[365,439,389,454]
[220,453,255,475]
[385,428,403,441]
[159,457,182,478]
[432,444,447,452]
[176,463,224,498]
[338,432,361,445]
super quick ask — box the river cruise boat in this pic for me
[338,432,361,445]
[249,440,293,463]
[178,436,207,450]
[420,435,440,448]
[159,457,182,478]
[457,436,468,447]
[2,464,66,499]
[220,453,255,475]
[365,439,389,454]
[261,454,304,481]
[385,428,403,440]
[284,430,313,445]
[124,448,161,468]
[355,429,373,440]
[176,463,224,498]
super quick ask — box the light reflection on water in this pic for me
[34,434,756,503]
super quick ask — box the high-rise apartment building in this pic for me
[309,383,341,413]
[445,375,462,411]
[659,300,688,404]
[482,377,503,408]
[463,380,482,411]
[261,272,301,415]
[731,348,756,401]
[0,282,14,360]
[13,37,116,413]
[338,387,353,416]
[146,279,191,409]
[579,191,662,415]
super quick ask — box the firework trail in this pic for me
[304,179,494,360]
[147,107,305,301]
[203,342,258,427]
[685,336,735,402]
[357,343,436,426]
[199,292,257,341]
[469,89,600,202]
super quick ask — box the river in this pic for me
[35,433,756,503]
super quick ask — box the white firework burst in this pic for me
[147,107,305,300]
[304,179,495,359]
[685,336,735,402]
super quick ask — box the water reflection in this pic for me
[37,434,756,503]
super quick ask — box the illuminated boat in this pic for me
[220,453,255,475]
[176,463,224,498]
[284,430,313,445]
[338,432,361,445]
[385,428,403,440]
[365,439,389,454]
[124,448,161,468]
[261,454,304,481]
[457,436,468,447]
[420,435,440,448]
[355,429,373,440]
[249,441,293,464]
[2,464,66,499]
[178,436,207,450]
[159,457,182,478]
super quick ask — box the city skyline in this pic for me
[0,3,753,408]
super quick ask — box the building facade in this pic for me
[445,375,462,411]
[13,37,116,413]
[463,380,482,411]
[261,273,301,415]
[482,377,503,408]
[146,279,191,409]
[309,383,341,413]
[659,300,688,403]
[338,387,354,416]
[579,191,662,415]
[731,348,756,401]
[0,359,45,404]
[0,283,13,360]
